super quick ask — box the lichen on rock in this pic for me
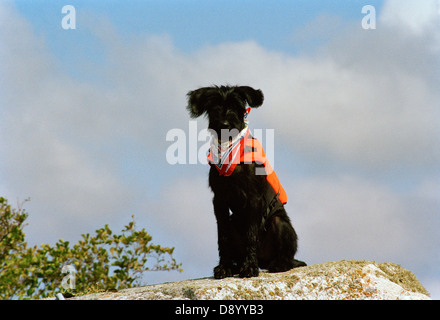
[70,260,430,300]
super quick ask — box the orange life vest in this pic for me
[207,129,288,205]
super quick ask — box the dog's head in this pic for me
[186,85,264,140]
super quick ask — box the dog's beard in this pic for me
[209,126,249,166]
[208,107,251,168]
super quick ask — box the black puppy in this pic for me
[187,85,306,279]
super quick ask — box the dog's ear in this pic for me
[186,87,215,118]
[236,86,264,108]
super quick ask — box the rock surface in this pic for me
[71,260,430,300]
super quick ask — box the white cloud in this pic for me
[287,175,416,261]
[380,0,440,35]
[5,1,438,178]
[414,179,440,202]
[0,3,135,242]
[261,21,440,172]
[143,175,218,281]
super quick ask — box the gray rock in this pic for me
[71,260,430,300]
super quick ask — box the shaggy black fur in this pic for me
[187,85,306,279]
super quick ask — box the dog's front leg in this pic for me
[212,196,233,279]
[239,210,260,278]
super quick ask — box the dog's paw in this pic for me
[267,259,307,273]
[267,262,290,273]
[293,259,307,268]
[239,262,259,278]
[214,264,233,279]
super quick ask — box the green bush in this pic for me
[0,196,182,299]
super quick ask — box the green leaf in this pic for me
[0,197,182,299]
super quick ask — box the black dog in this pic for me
[187,85,306,279]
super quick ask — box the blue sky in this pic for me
[1,0,440,299]
[14,0,384,50]
[13,0,385,79]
